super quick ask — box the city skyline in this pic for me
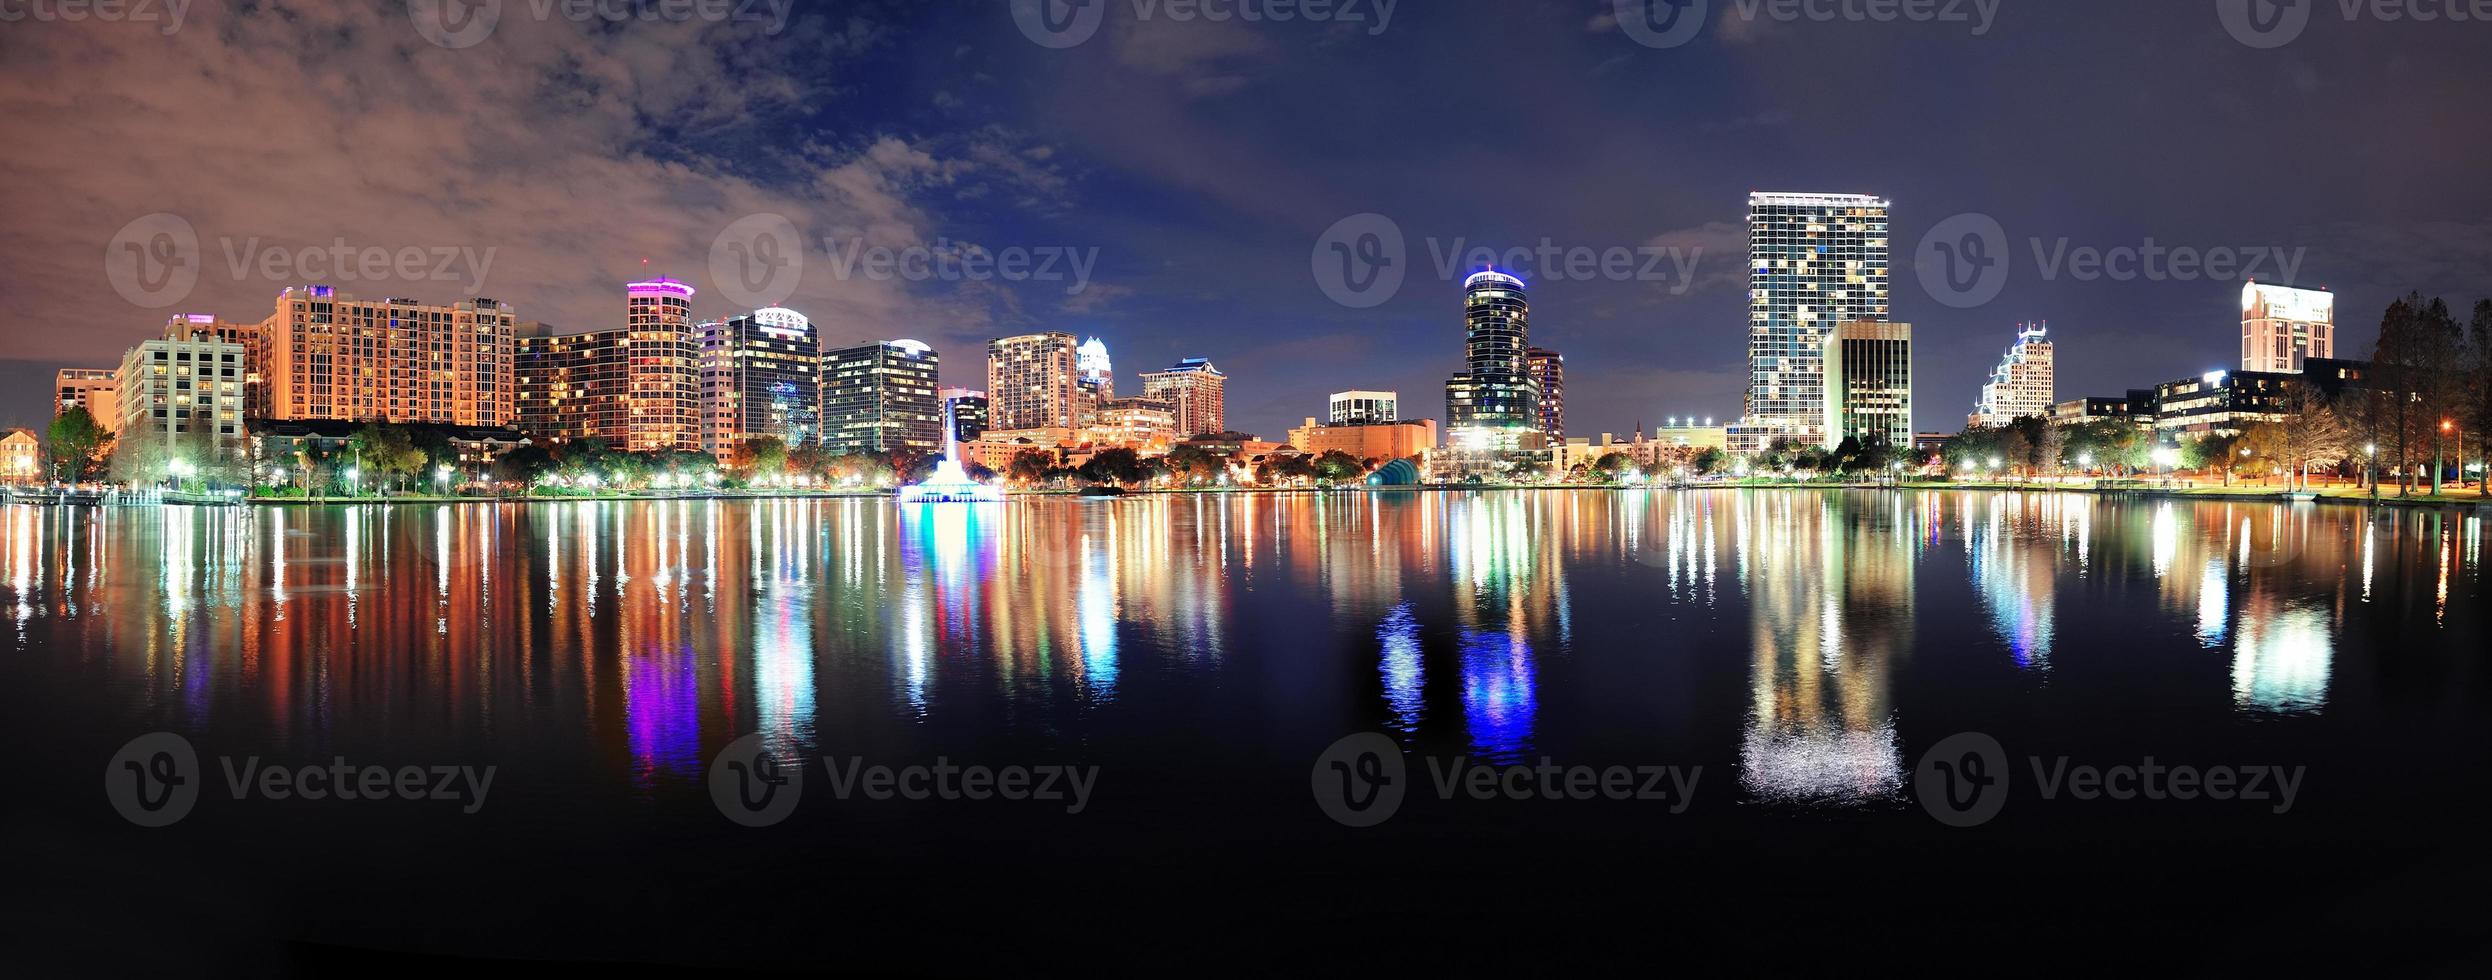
[10,5,2489,442]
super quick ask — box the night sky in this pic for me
[4,0,2488,439]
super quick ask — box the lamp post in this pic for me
[2364,443,2378,500]
[435,464,454,497]
[2436,419,2453,497]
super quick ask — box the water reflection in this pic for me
[0,492,2477,799]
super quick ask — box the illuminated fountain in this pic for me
[898,399,1005,503]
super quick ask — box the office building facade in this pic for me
[942,388,990,443]
[1527,347,1565,443]
[1969,322,2055,428]
[257,287,514,427]
[698,307,819,457]
[1139,357,1228,438]
[115,319,249,462]
[987,333,1081,431]
[821,340,943,454]
[1444,271,1540,452]
[2241,282,2335,374]
[1328,390,1399,426]
[56,368,118,433]
[1733,192,1891,451]
[1821,321,1912,450]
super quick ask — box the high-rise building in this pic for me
[1969,322,2055,429]
[821,340,943,454]
[942,388,990,443]
[1328,390,1399,426]
[1139,357,1228,438]
[1732,193,1891,451]
[257,287,514,426]
[624,278,700,452]
[1076,336,1115,423]
[1526,347,1564,443]
[698,307,818,457]
[2241,281,2335,374]
[987,333,1081,431]
[513,279,699,452]
[115,319,248,463]
[1821,321,1912,450]
[55,368,119,433]
[1443,271,1539,452]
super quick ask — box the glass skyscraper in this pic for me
[820,339,943,454]
[1444,270,1539,452]
[1733,193,1890,452]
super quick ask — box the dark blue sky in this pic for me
[5,0,2489,439]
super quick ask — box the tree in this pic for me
[1007,448,1055,485]
[45,407,112,482]
[1691,447,1728,476]
[495,444,559,486]
[733,436,789,477]
[349,424,427,492]
[2471,299,2492,495]
[1163,444,1223,486]
[2369,294,2461,496]
[1312,450,1367,484]
[2271,382,2348,492]
[1078,447,1147,486]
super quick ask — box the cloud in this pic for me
[0,0,1083,411]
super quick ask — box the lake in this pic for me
[5,491,2486,970]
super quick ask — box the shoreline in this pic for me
[91,482,2489,511]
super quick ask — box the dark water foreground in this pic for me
[4,491,2485,970]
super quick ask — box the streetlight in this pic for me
[344,466,361,495]
[435,464,454,495]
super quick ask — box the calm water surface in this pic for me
[6,490,2487,968]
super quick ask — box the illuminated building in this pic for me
[115,318,248,462]
[55,368,118,433]
[1443,271,1540,453]
[2241,281,2334,374]
[821,340,943,454]
[257,287,513,426]
[1089,397,1179,448]
[987,333,1081,431]
[1287,417,1437,460]
[1,430,37,483]
[2154,369,2292,437]
[1968,322,2054,428]
[1328,390,1399,426]
[1138,357,1227,438]
[698,307,819,456]
[513,279,700,452]
[1654,417,1728,450]
[1731,192,1890,452]
[1527,347,1564,442]
[1076,336,1114,423]
[942,388,989,442]
[1821,321,1912,450]
[2049,396,2141,426]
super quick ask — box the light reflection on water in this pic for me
[0,491,2478,804]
